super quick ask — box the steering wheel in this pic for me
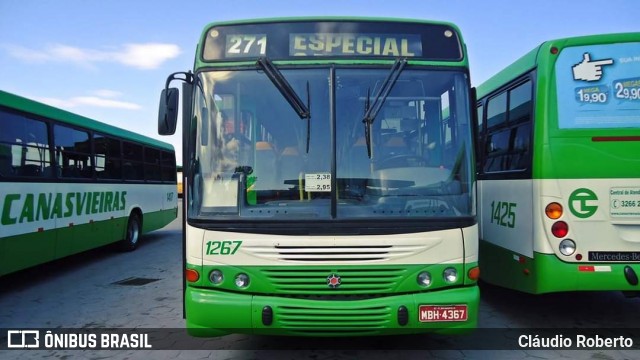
[376,155,427,169]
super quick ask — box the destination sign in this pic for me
[289,33,422,57]
[224,34,267,58]
[203,20,462,61]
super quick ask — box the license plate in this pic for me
[419,305,468,322]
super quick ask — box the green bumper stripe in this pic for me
[184,263,479,336]
[480,240,640,294]
[186,285,479,337]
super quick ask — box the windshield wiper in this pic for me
[361,58,407,158]
[256,57,311,152]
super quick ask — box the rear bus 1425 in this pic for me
[475,32,640,294]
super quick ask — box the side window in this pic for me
[122,141,144,181]
[510,123,531,170]
[509,81,532,123]
[476,104,484,133]
[507,81,532,171]
[144,147,162,182]
[95,134,122,180]
[0,110,51,178]
[486,92,507,129]
[480,79,533,174]
[54,125,92,179]
[161,151,177,183]
[483,129,511,172]
[475,103,484,170]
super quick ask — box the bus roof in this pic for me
[476,32,640,99]
[0,90,174,151]
[202,16,462,28]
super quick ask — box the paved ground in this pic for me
[1,202,639,359]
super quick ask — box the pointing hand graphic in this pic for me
[572,53,614,82]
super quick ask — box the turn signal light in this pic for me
[467,267,480,281]
[186,268,200,282]
[545,202,563,219]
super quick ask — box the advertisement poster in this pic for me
[556,42,640,129]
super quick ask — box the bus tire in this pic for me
[120,213,141,252]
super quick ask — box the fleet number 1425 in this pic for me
[490,201,516,228]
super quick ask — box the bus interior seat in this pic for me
[122,162,136,179]
[279,146,303,188]
[348,136,372,179]
[81,166,95,178]
[43,165,61,178]
[19,164,42,177]
[380,135,409,159]
[510,124,530,170]
[0,146,13,176]
[253,141,278,190]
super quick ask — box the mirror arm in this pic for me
[165,71,194,103]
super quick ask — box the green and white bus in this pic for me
[475,32,640,294]
[159,17,479,336]
[0,90,178,276]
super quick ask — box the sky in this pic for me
[1,0,638,165]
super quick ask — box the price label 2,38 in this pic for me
[305,173,331,192]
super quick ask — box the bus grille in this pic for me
[261,267,407,295]
[245,244,427,263]
[276,304,392,335]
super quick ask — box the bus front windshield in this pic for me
[190,66,473,222]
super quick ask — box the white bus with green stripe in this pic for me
[0,90,178,276]
[159,17,479,337]
[475,32,640,294]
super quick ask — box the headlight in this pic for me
[209,270,223,284]
[417,271,432,287]
[559,239,576,256]
[235,273,250,288]
[443,268,458,283]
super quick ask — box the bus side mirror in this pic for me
[158,88,179,135]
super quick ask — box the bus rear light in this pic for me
[467,267,480,281]
[186,268,200,282]
[545,202,563,219]
[514,255,526,264]
[575,253,583,261]
[551,221,569,238]
[559,239,576,256]
[550,46,559,55]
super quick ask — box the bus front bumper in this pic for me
[185,285,479,337]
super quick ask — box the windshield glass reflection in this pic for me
[189,67,473,221]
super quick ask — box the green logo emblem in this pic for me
[568,188,598,218]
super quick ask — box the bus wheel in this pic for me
[120,213,141,251]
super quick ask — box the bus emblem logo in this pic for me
[326,274,341,289]
[569,188,598,218]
